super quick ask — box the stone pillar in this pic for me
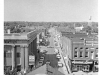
[12,45,15,70]
[37,34,39,47]
[20,45,25,71]
[25,45,29,72]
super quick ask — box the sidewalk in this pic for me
[54,41,69,75]
[53,30,71,75]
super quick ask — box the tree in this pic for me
[83,26,92,33]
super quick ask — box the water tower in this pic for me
[88,16,92,26]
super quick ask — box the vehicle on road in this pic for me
[56,54,61,59]
[38,61,43,66]
[40,49,47,53]
[40,57,44,61]
[56,56,61,59]
[47,46,54,48]
[58,62,63,67]
[54,49,59,54]
[46,60,50,65]
[55,42,58,46]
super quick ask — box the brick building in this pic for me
[61,32,98,72]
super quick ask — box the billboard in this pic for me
[29,55,35,65]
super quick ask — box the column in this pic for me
[20,45,25,71]
[30,42,33,54]
[25,45,29,72]
[37,34,39,47]
[12,45,15,70]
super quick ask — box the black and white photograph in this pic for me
[4,0,98,75]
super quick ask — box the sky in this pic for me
[4,0,98,22]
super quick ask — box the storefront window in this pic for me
[85,51,89,57]
[74,51,78,57]
[6,53,11,58]
[80,51,83,57]
[95,53,98,58]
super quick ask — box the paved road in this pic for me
[39,34,69,75]
[43,36,58,69]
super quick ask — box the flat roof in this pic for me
[62,32,98,41]
[4,30,41,40]
[62,33,88,38]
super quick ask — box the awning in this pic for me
[72,61,93,64]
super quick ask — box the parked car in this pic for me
[57,56,61,59]
[54,49,59,54]
[58,62,63,67]
[40,57,44,61]
[38,61,43,66]
[47,46,54,48]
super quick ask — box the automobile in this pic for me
[58,62,63,67]
[56,53,60,56]
[80,38,84,40]
[46,60,50,65]
[39,39,42,42]
[56,54,61,58]
[44,49,47,52]
[40,57,44,61]
[54,49,59,53]
[64,56,67,60]
[55,43,58,46]
[56,56,61,59]
[40,49,47,53]
[46,61,50,64]
[38,61,43,66]
[47,46,54,48]
[54,40,57,42]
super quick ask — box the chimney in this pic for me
[7,29,10,34]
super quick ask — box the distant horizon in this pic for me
[4,21,98,22]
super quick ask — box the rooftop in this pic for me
[4,30,41,40]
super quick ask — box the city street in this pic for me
[38,33,70,75]
[40,36,58,68]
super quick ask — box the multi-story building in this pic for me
[71,37,98,72]
[61,32,98,72]
[4,30,42,72]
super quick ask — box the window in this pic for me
[91,51,94,59]
[96,48,98,52]
[6,53,12,58]
[74,51,78,57]
[4,51,6,57]
[95,61,98,65]
[80,51,83,57]
[85,51,89,57]
[96,48,98,49]
[80,47,83,49]
[95,53,98,58]
[17,53,20,57]
[86,47,89,50]
[75,47,78,49]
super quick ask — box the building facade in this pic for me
[61,32,98,72]
[4,30,41,72]
[71,37,98,72]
